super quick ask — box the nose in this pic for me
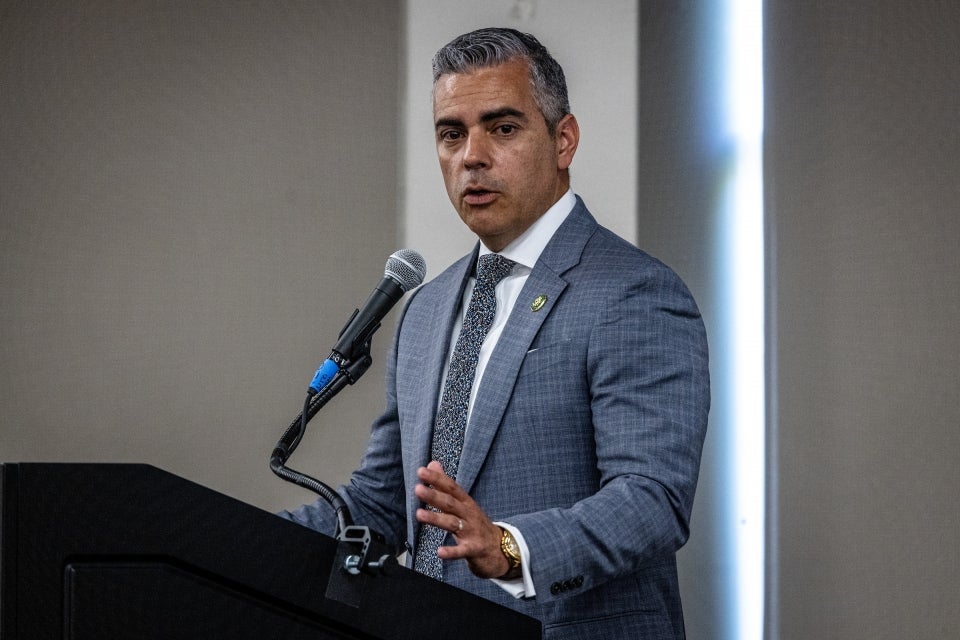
[462,132,490,169]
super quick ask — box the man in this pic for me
[281,28,709,638]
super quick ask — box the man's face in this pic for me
[433,59,578,252]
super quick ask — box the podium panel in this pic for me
[0,463,541,639]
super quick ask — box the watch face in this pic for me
[498,528,522,579]
[501,530,521,562]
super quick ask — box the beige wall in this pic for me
[766,2,959,638]
[0,0,641,534]
[0,1,402,511]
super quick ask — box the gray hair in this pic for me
[432,27,570,133]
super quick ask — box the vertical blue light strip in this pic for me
[721,0,765,638]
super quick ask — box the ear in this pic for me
[555,113,580,171]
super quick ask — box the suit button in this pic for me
[550,582,562,595]
[561,580,572,591]
[573,575,584,588]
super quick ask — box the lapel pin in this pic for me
[531,294,548,312]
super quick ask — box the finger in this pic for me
[417,463,450,487]
[416,461,448,484]
[415,508,463,534]
[415,468,456,502]
[414,482,460,515]
[418,464,469,499]
[437,542,471,561]
[415,507,444,526]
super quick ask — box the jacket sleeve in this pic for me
[509,263,710,602]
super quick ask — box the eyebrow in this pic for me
[435,107,528,130]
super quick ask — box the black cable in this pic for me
[270,373,353,536]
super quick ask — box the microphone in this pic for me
[309,249,426,393]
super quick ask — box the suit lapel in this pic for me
[401,247,478,506]
[455,200,598,495]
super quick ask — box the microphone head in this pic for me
[385,249,426,292]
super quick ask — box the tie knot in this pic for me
[477,254,515,289]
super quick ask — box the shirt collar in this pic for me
[478,189,576,270]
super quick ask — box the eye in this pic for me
[495,124,517,135]
[439,129,463,142]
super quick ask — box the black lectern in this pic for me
[0,463,540,639]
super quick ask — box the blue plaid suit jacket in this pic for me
[283,198,710,639]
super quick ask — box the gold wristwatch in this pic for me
[498,526,522,580]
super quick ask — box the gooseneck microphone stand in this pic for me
[268,341,372,538]
[269,339,398,576]
[269,249,426,577]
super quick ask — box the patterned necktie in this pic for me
[413,253,515,580]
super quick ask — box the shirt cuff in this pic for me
[490,521,536,598]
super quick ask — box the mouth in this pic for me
[462,186,499,206]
